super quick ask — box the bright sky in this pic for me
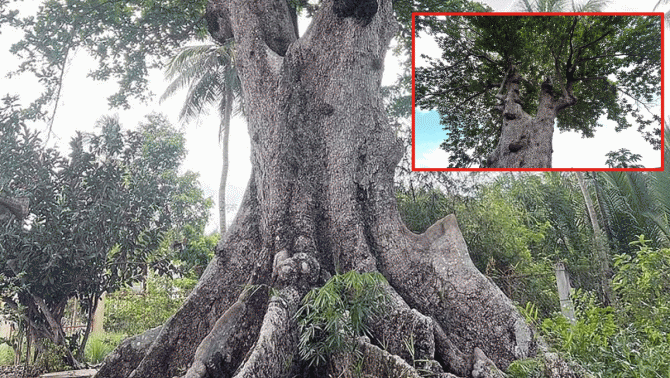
[0,0,666,234]
[415,0,667,169]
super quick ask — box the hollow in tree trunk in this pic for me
[96,1,582,377]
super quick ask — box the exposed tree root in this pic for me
[233,253,321,377]
[182,285,268,378]
[96,326,162,378]
[331,337,460,378]
[232,287,301,378]
[373,213,538,371]
[432,319,471,376]
[368,285,435,363]
[472,347,506,378]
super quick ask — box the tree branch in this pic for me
[575,29,613,56]
[572,76,607,82]
[31,293,82,369]
[566,17,580,77]
[426,83,496,99]
[617,86,658,115]
[577,53,647,64]
[456,88,489,110]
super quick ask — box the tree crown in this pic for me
[415,15,661,167]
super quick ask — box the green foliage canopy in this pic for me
[0,100,211,357]
[538,237,670,377]
[415,15,661,167]
[105,273,197,336]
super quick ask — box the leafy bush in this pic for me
[536,237,670,377]
[295,271,389,369]
[35,340,69,373]
[104,273,197,336]
[396,188,455,234]
[613,235,670,338]
[541,290,618,365]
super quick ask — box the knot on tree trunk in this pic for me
[273,252,321,290]
[205,2,233,44]
[508,136,527,153]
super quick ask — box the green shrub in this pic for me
[541,290,617,365]
[613,235,670,337]
[396,188,455,234]
[537,237,670,377]
[35,339,69,373]
[294,271,389,369]
[105,273,197,335]
[506,357,544,378]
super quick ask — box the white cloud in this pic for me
[416,147,451,168]
[553,122,661,169]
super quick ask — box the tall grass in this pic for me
[84,333,126,364]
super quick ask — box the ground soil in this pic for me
[0,365,45,378]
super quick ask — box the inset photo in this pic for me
[412,13,663,170]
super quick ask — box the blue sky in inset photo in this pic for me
[414,106,662,169]
[414,109,451,168]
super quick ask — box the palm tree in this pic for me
[161,41,243,240]
[515,0,609,11]
[597,121,670,252]
[653,0,670,28]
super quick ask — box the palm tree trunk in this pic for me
[219,88,233,239]
[575,172,616,306]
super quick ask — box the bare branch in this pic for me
[617,86,659,115]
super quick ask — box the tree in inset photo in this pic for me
[415,15,661,168]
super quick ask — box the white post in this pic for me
[555,262,576,324]
[92,293,105,334]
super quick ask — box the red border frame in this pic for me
[411,12,665,172]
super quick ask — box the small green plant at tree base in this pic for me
[518,302,540,328]
[506,357,545,378]
[294,270,389,371]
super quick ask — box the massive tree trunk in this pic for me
[486,66,576,168]
[97,1,580,377]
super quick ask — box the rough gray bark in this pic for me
[486,66,576,168]
[96,1,583,377]
[0,196,29,221]
[96,326,162,378]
